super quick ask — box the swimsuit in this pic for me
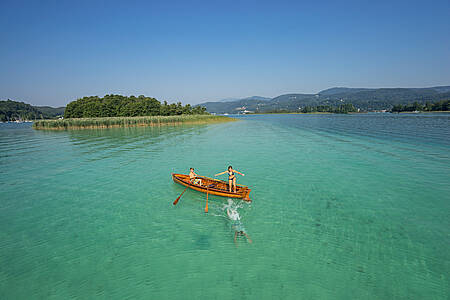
[190,174,201,185]
[228,171,235,180]
[232,222,245,233]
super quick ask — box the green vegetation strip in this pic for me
[33,115,236,130]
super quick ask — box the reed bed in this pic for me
[33,115,236,130]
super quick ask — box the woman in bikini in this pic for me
[215,165,244,193]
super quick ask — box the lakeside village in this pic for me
[229,104,447,116]
[227,105,370,114]
[1,116,64,123]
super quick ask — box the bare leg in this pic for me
[233,178,237,193]
[228,179,232,192]
[243,232,252,243]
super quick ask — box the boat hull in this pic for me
[172,173,251,201]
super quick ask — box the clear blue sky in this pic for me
[1,0,449,106]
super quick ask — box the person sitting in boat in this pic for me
[227,207,252,245]
[215,166,244,193]
[189,168,202,185]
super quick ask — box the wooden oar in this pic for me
[173,186,188,205]
[205,186,209,213]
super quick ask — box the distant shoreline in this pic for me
[33,115,236,130]
[398,111,450,113]
[245,111,450,116]
[246,112,333,115]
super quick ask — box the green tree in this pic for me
[63,95,208,118]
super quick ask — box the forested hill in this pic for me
[0,100,64,121]
[35,106,66,118]
[216,96,271,103]
[200,96,271,114]
[198,86,450,113]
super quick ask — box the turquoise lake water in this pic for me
[0,114,449,299]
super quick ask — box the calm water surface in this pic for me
[0,114,449,299]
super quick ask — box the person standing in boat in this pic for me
[189,168,202,185]
[215,166,244,193]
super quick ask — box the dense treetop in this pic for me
[391,100,449,112]
[0,100,41,121]
[64,95,207,118]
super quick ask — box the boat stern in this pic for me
[243,189,252,202]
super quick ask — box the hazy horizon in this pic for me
[3,84,450,108]
[1,0,450,107]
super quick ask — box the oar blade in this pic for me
[173,186,188,205]
[205,189,209,213]
[173,195,181,205]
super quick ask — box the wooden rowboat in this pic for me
[171,173,252,201]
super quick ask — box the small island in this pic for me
[32,95,235,130]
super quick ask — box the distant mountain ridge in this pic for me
[214,96,271,103]
[318,87,372,96]
[197,86,450,113]
[35,106,66,117]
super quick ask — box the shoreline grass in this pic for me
[33,115,236,130]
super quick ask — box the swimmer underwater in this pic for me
[227,206,252,245]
